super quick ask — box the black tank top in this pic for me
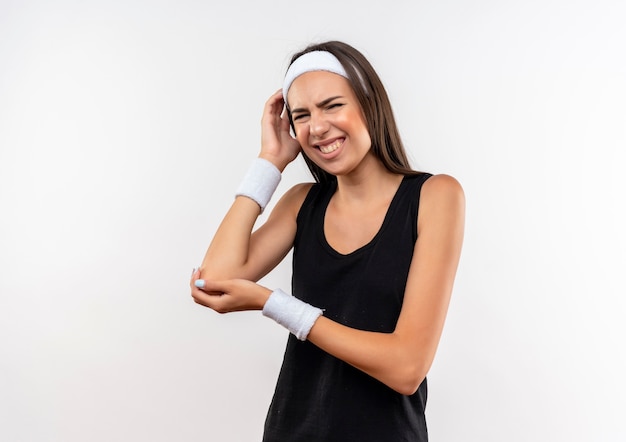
[263,173,432,442]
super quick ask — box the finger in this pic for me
[191,286,217,307]
[262,100,283,129]
[190,270,222,296]
[194,278,228,294]
[191,280,223,299]
[265,88,281,102]
[189,268,201,289]
[265,89,284,111]
[274,88,288,110]
[280,110,292,133]
[191,286,231,313]
[272,91,286,112]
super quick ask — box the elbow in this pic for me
[389,362,429,396]
[394,374,426,396]
[199,268,228,281]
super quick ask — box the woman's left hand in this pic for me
[190,270,272,313]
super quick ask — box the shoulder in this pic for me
[422,174,464,201]
[418,174,465,229]
[271,182,316,218]
[284,182,316,203]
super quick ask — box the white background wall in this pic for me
[1,1,625,440]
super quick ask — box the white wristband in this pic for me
[262,289,323,341]
[235,158,281,212]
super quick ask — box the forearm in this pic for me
[307,317,436,396]
[198,89,302,281]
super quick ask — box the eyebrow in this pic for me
[290,96,344,114]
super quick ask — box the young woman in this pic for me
[190,41,465,441]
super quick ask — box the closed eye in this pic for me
[292,113,309,121]
[291,100,345,122]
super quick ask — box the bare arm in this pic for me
[306,174,465,394]
[198,90,304,282]
[200,182,311,282]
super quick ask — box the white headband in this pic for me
[282,51,349,103]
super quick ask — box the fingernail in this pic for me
[191,268,197,276]
[194,279,205,288]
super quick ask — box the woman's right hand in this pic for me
[259,89,301,172]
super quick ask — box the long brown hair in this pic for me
[286,41,419,184]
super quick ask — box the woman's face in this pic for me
[287,71,372,177]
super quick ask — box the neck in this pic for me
[334,157,404,205]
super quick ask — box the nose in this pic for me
[309,111,329,139]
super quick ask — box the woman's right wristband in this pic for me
[262,289,323,341]
[235,158,281,212]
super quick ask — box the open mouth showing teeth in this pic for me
[317,139,343,154]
